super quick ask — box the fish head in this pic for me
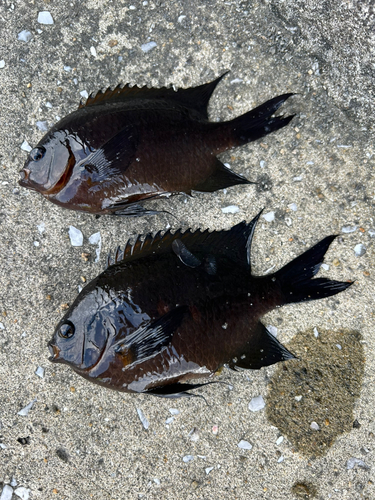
[48,284,115,372]
[19,129,74,194]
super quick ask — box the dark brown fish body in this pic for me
[48,213,351,397]
[20,75,294,216]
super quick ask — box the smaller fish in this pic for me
[19,74,294,216]
[48,213,352,397]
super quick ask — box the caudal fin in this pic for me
[230,93,294,145]
[273,235,353,305]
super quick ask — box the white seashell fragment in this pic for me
[38,11,54,24]
[141,41,157,53]
[248,395,265,412]
[136,408,149,429]
[238,440,252,450]
[221,205,239,214]
[69,226,83,246]
[17,398,37,416]
[262,211,275,222]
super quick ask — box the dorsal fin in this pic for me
[78,72,229,118]
[106,211,262,269]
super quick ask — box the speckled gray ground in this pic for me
[0,1,374,499]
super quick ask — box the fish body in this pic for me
[48,213,351,397]
[20,75,294,216]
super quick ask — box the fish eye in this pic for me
[58,321,75,339]
[29,146,46,162]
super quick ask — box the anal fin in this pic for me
[228,322,295,370]
[193,158,252,193]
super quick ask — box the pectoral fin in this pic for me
[228,322,295,370]
[115,306,188,362]
[81,125,138,182]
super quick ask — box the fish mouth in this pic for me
[48,342,61,362]
[19,169,35,189]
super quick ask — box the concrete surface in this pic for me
[0,1,374,499]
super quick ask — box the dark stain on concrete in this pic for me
[291,482,317,499]
[266,329,364,457]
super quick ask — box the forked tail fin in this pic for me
[230,93,294,145]
[272,235,353,305]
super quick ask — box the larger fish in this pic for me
[19,74,293,216]
[48,213,351,397]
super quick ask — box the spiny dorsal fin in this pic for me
[78,73,229,118]
[106,211,262,269]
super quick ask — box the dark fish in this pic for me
[48,213,352,397]
[19,74,294,216]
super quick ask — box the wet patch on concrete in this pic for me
[291,481,317,499]
[266,329,364,457]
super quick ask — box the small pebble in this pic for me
[248,395,265,412]
[165,417,174,425]
[354,244,366,257]
[182,455,194,463]
[80,90,88,99]
[276,436,284,445]
[63,65,71,72]
[238,440,252,450]
[38,11,54,25]
[288,203,297,211]
[0,485,13,500]
[17,30,32,42]
[141,41,157,52]
[10,480,17,488]
[368,229,375,238]
[295,395,303,402]
[21,140,32,152]
[221,205,239,214]
[313,327,319,338]
[341,225,357,233]
[177,15,186,23]
[14,487,31,500]
[169,408,179,415]
[33,241,40,247]
[230,78,243,84]
[336,344,342,350]
[69,226,83,246]
[310,421,320,431]
[153,478,160,485]
[346,457,369,470]
[277,455,284,463]
[262,211,274,222]
[321,263,329,271]
[90,46,97,57]
[293,175,303,181]
[205,467,214,475]
[17,398,37,416]
[212,425,218,435]
[0,322,5,330]
[0,60,5,69]
[35,366,45,378]
[260,160,266,168]
[0,443,6,449]
[136,408,149,430]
